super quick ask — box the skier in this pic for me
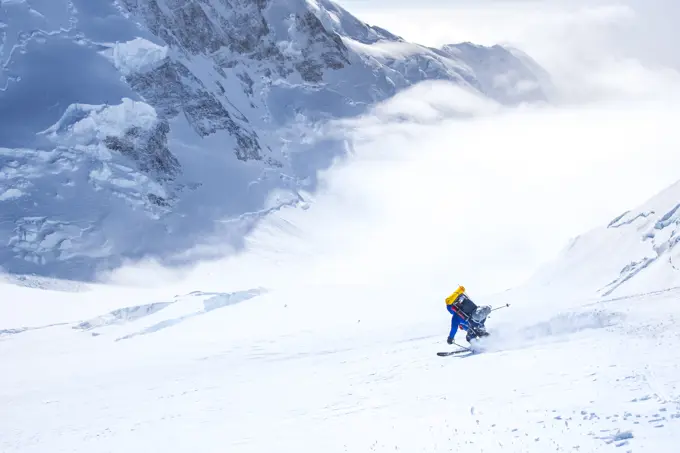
[445,285,491,345]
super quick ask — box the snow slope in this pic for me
[4,168,680,449]
[4,92,680,450]
[520,179,680,300]
[0,0,549,280]
[2,275,680,452]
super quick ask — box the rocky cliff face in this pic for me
[114,0,355,165]
[0,0,550,279]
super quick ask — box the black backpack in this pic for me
[451,294,478,321]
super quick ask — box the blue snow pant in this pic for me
[447,308,470,340]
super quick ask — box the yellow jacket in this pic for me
[445,285,466,305]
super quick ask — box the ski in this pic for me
[436,349,470,356]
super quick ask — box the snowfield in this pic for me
[2,278,680,452]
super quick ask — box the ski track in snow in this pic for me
[2,283,680,452]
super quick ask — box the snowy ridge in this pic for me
[522,179,680,298]
[0,0,549,279]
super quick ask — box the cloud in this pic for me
[277,93,680,293]
[156,87,680,298]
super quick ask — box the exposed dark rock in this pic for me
[237,71,254,96]
[126,59,263,160]
[104,120,180,183]
[293,11,349,82]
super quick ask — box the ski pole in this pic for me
[486,303,510,320]
[453,341,473,352]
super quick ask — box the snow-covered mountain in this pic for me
[519,179,680,299]
[0,0,549,279]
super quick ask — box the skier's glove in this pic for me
[446,337,453,345]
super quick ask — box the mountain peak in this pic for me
[0,0,550,280]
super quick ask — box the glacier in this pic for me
[0,0,549,280]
